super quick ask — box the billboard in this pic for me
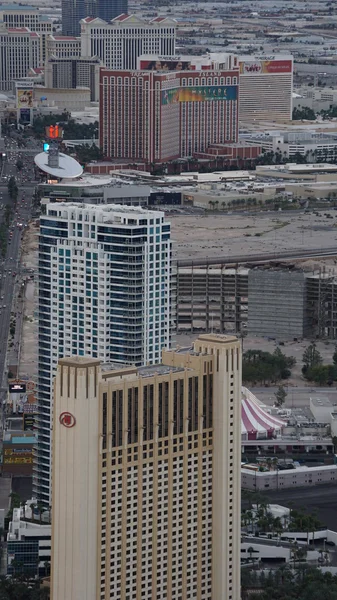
[20,108,31,123]
[3,448,33,464]
[22,403,37,414]
[16,89,33,108]
[240,60,292,75]
[23,414,35,431]
[3,456,33,464]
[9,383,26,394]
[140,59,193,71]
[162,85,237,105]
[45,125,63,139]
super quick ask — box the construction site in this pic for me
[175,260,337,340]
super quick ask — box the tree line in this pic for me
[0,577,49,599]
[32,112,98,140]
[242,566,337,600]
[302,342,337,385]
[242,343,337,389]
[242,348,296,386]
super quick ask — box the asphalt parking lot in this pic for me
[259,484,337,530]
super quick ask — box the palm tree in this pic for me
[246,510,254,532]
[242,489,254,509]
[30,502,37,520]
[271,457,278,471]
[241,511,248,528]
[44,560,51,577]
[37,502,45,524]
[247,546,255,564]
[291,540,299,568]
[11,558,24,576]
[9,492,21,508]
[252,491,267,513]
[273,517,283,541]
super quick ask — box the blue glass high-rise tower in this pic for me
[62,0,128,36]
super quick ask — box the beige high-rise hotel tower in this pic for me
[51,334,241,600]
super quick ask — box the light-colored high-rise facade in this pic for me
[51,333,241,600]
[35,202,171,505]
[0,24,40,91]
[44,55,101,101]
[238,54,293,122]
[45,34,81,61]
[0,5,52,63]
[80,14,176,70]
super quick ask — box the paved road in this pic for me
[177,247,337,267]
[0,186,33,398]
[242,535,301,549]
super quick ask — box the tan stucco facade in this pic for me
[51,335,241,600]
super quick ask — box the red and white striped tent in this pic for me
[241,387,286,441]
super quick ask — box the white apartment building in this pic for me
[293,87,337,112]
[242,130,337,159]
[0,4,45,29]
[0,5,52,63]
[51,333,242,600]
[80,14,176,70]
[239,54,293,122]
[0,25,40,91]
[35,202,171,505]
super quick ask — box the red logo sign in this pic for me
[245,63,261,73]
[59,412,76,428]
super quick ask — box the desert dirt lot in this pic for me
[17,210,337,382]
[170,210,337,261]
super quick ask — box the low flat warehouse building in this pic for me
[242,464,337,491]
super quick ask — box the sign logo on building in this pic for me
[161,85,237,105]
[17,89,33,108]
[139,58,192,71]
[45,125,63,139]
[9,383,26,394]
[59,412,76,428]
[240,59,292,75]
[23,414,35,431]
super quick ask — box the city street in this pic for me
[0,184,33,408]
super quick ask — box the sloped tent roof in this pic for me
[241,387,286,439]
